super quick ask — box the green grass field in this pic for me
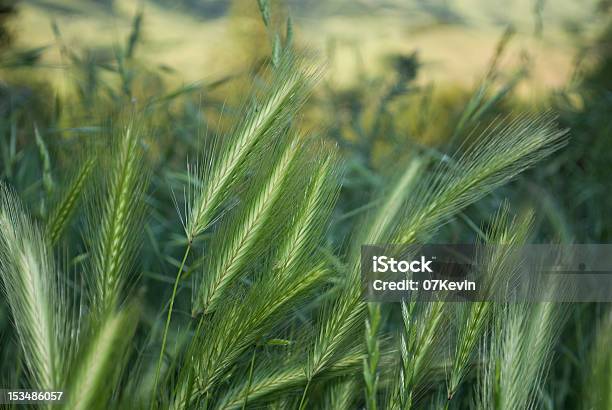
[1,1,611,409]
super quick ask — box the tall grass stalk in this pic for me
[477,301,564,409]
[154,56,318,406]
[394,300,445,409]
[273,153,338,274]
[174,149,339,405]
[88,122,147,318]
[185,55,315,241]
[448,205,534,397]
[584,312,612,409]
[165,140,337,407]
[362,159,425,410]
[195,138,301,314]
[46,156,96,245]
[0,183,66,390]
[63,306,139,410]
[304,114,567,406]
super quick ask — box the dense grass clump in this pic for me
[1,3,611,410]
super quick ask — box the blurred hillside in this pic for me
[9,0,608,94]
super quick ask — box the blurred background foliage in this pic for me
[0,0,611,408]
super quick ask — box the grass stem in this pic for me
[241,347,257,410]
[298,377,312,410]
[151,243,192,409]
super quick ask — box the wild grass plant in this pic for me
[0,3,611,410]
